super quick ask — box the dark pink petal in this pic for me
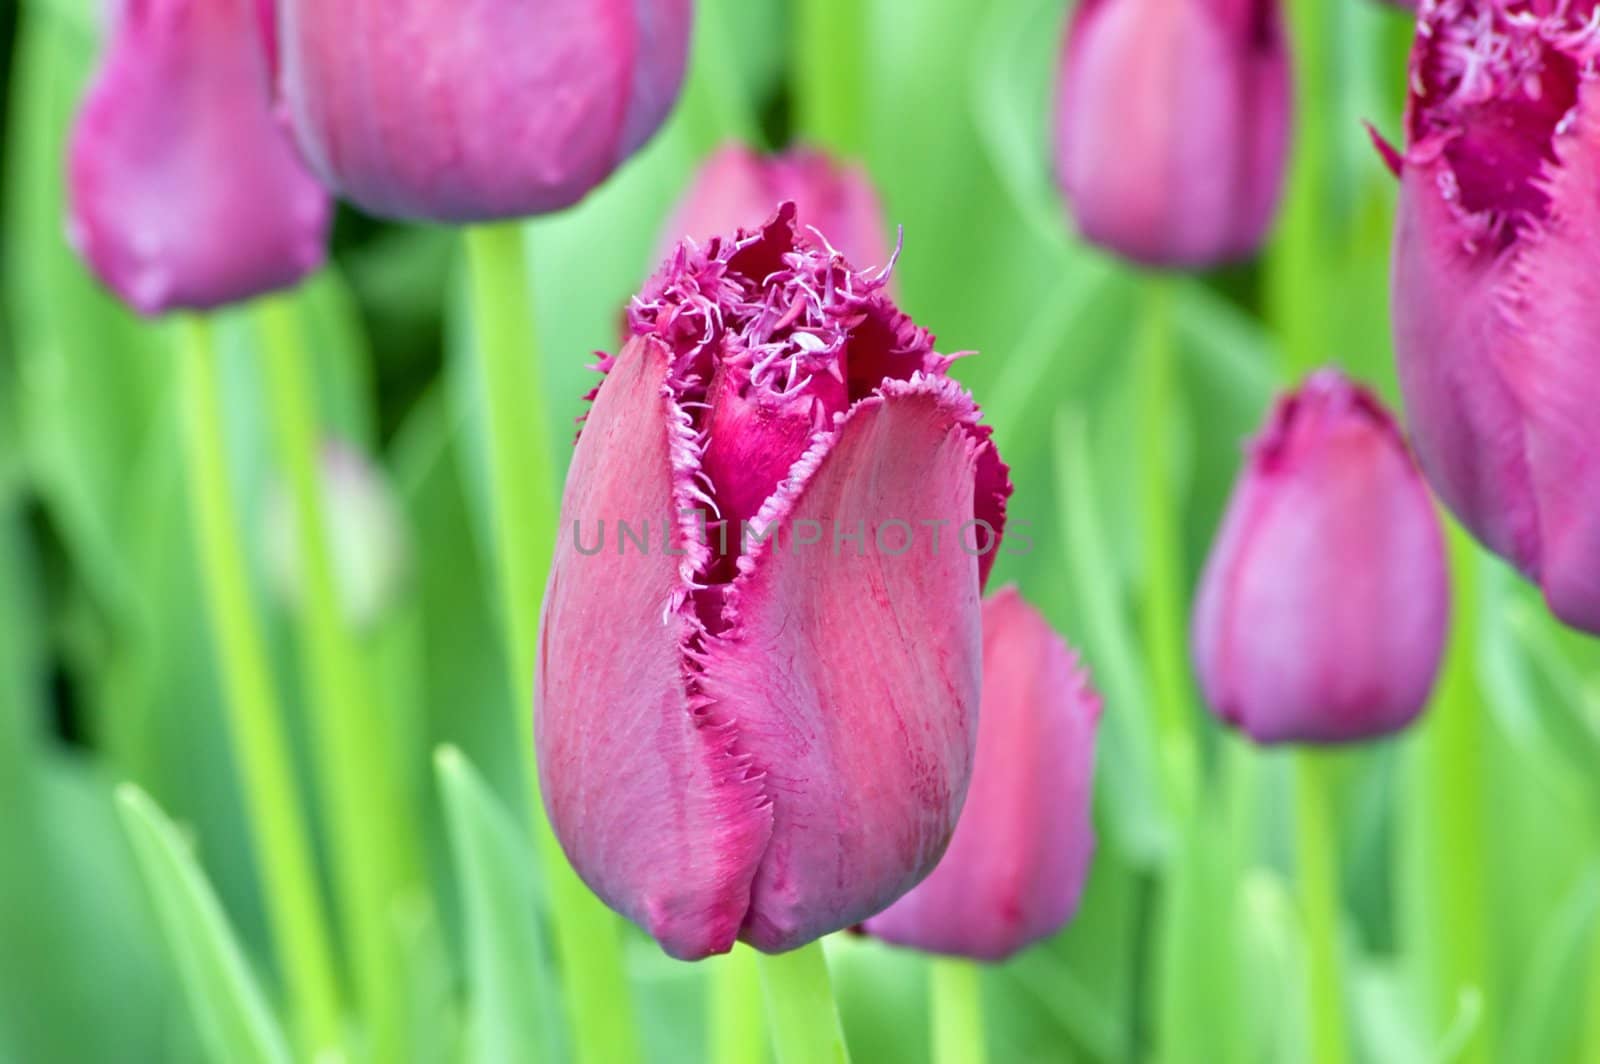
[1391,155,1541,574]
[698,376,986,953]
[1384,0,1600,632]
[864,589,1102,962]
[1054,0,1291,266]
[1192,371,1450,745]
[1494,87,1600,631]
[67,0,328,314]
[280,0,693,222]
[537,335,772,962]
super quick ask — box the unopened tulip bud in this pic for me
[658,144,890,271]
[1053,0,1292,266]
[538,205,1012,960]
[1193,370,1449,744]
[279,0,694,222]
[864,589,1102,962]
[1380,0,1600,633]
[264,441,410,630]
[67,0,330,314]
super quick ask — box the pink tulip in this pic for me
[1379,0,1600,633]
[536,206,1012,960]
[279,0,694,222]
[1192,370,1450,744]
[657,144,890,271]
[863,589,1102,962]
[1053,0,1292,266]
[67,0,329,315]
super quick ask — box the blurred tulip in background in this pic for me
[66,0,329,313]
[278,0,695,222]
[865,588,1102,962]
[1193,369,1450,744]
[1054,0,1293,266]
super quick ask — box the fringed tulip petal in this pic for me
[537,335,773,962]
[1192,371,1450,744]
[1385,0,1600,633]
[538,207,1011,958]
[698,378,985,954]
[864,589,1102,962]
[67,0,329,314]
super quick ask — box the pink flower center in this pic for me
[629,204,945,544]
[1412,0,1600,243]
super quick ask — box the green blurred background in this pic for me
[4,0,1600,1061]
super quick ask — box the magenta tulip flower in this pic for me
[1379,0,1600,633]
[864,589,1102,962]
[279,0,694,222]
[537,206,1012,960]
[1193,370,1450,744]
[1053,0,1292,266]
[657,144,890,271]
[67,0,329,314]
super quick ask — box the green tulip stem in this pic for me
[792,0,866,156]
[257,295,416,1060]
[930,957,987,1064]
[1134,276,1197,812]
[709,945,768,1064]
[176,315,345,1060]
[462,222,640,1064]
[1412,527,1489,1061]
[1295,754,1349,1064]
[758,941,851,1064]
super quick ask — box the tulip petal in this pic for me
[1192,373,1450,744]
[537,335,773,961]
[864,589,1102,961]
[699,374,985,953]
[68,0,329,313]
[1495,89,1600,632]
[281,0,691,222]
[1392,159,1543,576]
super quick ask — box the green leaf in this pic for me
[114,786,293,1064]
[1053,410,1170,864]
[436,746,563,1064]
[1502,865,1600,1064]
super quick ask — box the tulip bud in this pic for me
[863,589,1102,962]
[279,0,694,222]
[264,440,411,630]
[658,144,890,271]
[537,205,1012,960]
[67,0,329,315]
[1192,370,1450,744]
[1380,0,1600,633]
[1053,0,1293,266]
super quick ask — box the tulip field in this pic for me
[7,0,1600,1061]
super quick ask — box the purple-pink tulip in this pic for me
[1193,370,1449,745]
[279,0,694,223]
[67,0,329,314]
[1380,0,1600,633]
[658,144,890,271]
[536,206,1012,960]
[1053,0,1293,266]
[864,589,1102,962]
